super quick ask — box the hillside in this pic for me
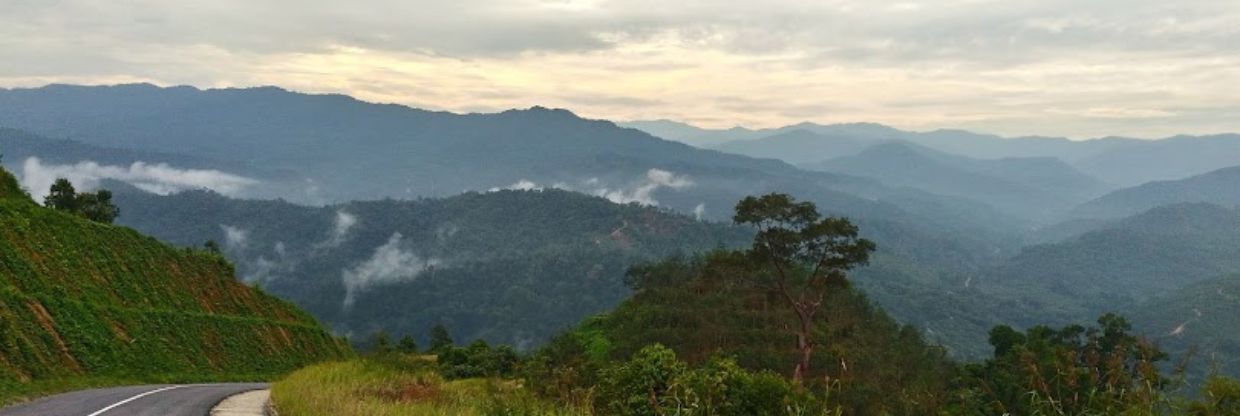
[1072,165,1240,220]
[534,251,958,414]
[112,187,753,348]
[0,167,348,400]
[1073,134,1240,187]
[1128,275,1240,381]
[807,141,1110,220]
[112,185,1018,358]
[987,203,1240,305]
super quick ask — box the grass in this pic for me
[272,354,587,416]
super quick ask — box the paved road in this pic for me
[0,383,268,416]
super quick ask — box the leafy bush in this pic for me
[594,344,813,416]
[439,340,519,380]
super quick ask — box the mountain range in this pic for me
[1,83,1239,379]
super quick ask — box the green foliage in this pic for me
[429,324,454,353]
[733,192,876,384]
[594,344,814,416]
[115,188,751,350]
[0,171,350,402]
[1187,376,1240,416]
[397,335,418,354]
[531,251,957,414]
[41,178,119,224]
[963,314,1170,415]
[437,340,519,380]
[0,165,25,201]
[370,330,392,354]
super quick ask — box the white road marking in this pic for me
[85,385,187,416]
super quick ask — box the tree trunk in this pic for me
[791,309,814,387]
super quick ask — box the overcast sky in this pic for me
[2,0,1238,138]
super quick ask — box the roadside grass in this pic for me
[272,354,587,416]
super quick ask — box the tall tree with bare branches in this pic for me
[733,193,875,386]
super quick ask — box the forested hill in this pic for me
[989,203,1240,303]
[112,187,753,349]
[0,166,349,400]
[1072,165,1240,220]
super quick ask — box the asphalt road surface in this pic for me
[0,383,268,416]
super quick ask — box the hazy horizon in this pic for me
[6,81,1234,142]
[3,0,1238,139]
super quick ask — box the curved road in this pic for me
[0,383,267,416]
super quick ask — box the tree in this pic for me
[429,324,454,353]
[732,193,876,386]
[78,189,119,224]
[967,314,1169,415]
[397,335,419,354]
[42,178,119,224]
[370,330,392,354]
[44,178,78,211]
[204,240,222,254]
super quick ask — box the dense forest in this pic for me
[112,187,752,348]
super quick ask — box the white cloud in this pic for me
[319,209,358,248]
[2,1,1238,138]
[220,224,249,251]
[488,179,543,192]
[341,232,441,308]
[592,168,693,206]
[20,157,258,200]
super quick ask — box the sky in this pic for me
[1,0,1238,139]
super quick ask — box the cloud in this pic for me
[19,157,258,200]
[318,209,358,249]
[592,168,693,206]
[220,224,249,251]
[2,1,1239,138]
[341,232,441,308]
[488,179,543,192]
[693,203,706,220]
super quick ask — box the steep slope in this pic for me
[987,203,1240,305]
[0,167,348,398]
[0,167,21,200]
[1072,165,1240,220]
[807,141,1110,220]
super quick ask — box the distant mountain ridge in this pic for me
[625,118,1240,188]
[805,141,1111,220]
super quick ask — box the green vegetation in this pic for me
[962,314,1171,415]
[43,178,120,223]
[114,188,752,348]
[266,193,1240,415]
[0,166,350,404]
[272,354,582,416]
